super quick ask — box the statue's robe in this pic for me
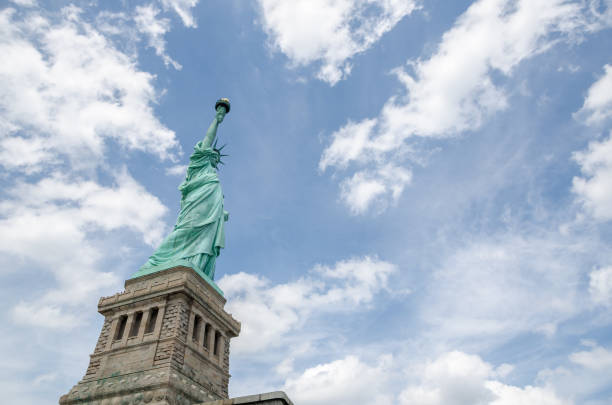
[140,142,226,279]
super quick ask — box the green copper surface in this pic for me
[132,100,231,293]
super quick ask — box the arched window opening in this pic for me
[203,323,211,349]
[213,331,222,356]
[114,315,128,340]
[144,307,158,334]
[128,311,143,337]
[192,315,202,341]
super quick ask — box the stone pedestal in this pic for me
[60,266,241,405]
[198,391,293,405]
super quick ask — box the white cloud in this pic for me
[319,118,377,171]
[135,5,182,70]
[218,256,396,354]
[485,381,570,405]
[32,372,58,386]
[572,63,612,223]
[12,303,80,329]
[0,171,168,327]
[94,10,133,38]
[257,0,419,85]
[282,350,582,405]
[0,8,175,332]
[166,163,188,176]
[538,343,612,403]
[572,133,612,221]
[422,233,585,341]
[320,0,605,213]
[339,164,412,214]
[589,266,612,305]
[400,351,568,405]
[575,64,612,125]
[400,351,495,405]
[283,355,394,405]
[0,7,180,172]
[9,0,37,7]
[161,0,199,28]
[3,171,168,246]
[569,344,612,370]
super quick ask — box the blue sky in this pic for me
[1,0,612,404]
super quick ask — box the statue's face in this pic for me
[211,152,220,168]
[216,106,226,123]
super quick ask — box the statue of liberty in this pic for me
[133,99,231,289]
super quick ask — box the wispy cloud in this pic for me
[320,0,611,214]
[161,0,199,28]
[538,342,612,402]
[422,232,590,341]
[135,4,182,70]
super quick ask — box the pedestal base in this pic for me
[60,266,240,405]
[199,391,293,405]
[131,260,224,296]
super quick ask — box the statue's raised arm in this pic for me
[134,98,231,292]
[202,98,230,148]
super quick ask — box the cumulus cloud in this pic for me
[319,118,377,171]
[218,256,396,354]
[0,171,167,327]
[282,350,574,405]
[320,0,609,213]
[0,7,177,331]
[3,171,168,246]
[571,62,612,223]
[283,355,394,405]
[572,133,612,221]
[485,381,569,405]
[339,164,412,214]
[575,64,612,125]
[0,6,189,403]
[0,7,180,172]
[400,351,568,405]
[135,4,182,70]
[257,0,419,85]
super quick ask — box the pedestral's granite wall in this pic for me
[198,391,293,405]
